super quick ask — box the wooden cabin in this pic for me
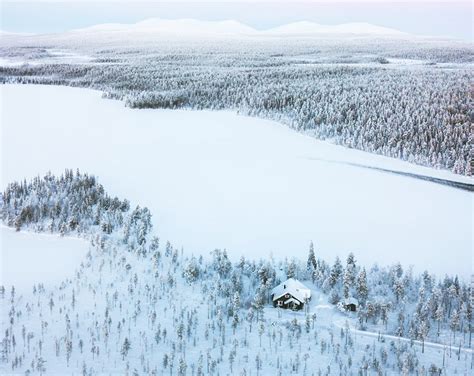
[271,278,311,311]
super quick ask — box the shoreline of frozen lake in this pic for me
[1,84,472,279]
[0,225,89,293]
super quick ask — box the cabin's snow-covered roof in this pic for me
[271,278,311,302]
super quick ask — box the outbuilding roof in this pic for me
[344,297,359,306]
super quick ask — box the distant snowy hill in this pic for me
[71,18,257,37]
[265,21,407,36]
[69,18,408,38]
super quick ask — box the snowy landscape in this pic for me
[1,11,473,376]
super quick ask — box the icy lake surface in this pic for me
[0,226,89,292]
[1,85,472,278]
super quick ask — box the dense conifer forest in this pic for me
[1,35,473,176]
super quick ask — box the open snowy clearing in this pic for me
[0,49,93,67]
[0,226,89,293]
[0,84,472,278]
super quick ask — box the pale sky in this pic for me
[1,0,464,2]
[1,1,472,40]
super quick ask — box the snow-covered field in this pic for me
[0,49,93,67]
[0,225,89,293]
[1,84,472,278]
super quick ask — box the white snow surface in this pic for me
[0,49,93,67]
[0,226,89,293]
[1,84,472,278]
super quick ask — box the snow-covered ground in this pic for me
[1,84,472,279]
[0,49,93,67]
[0,225,89,293]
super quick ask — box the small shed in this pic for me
[271,278,312,311]
[344,297,358,312]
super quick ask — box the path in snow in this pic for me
[304,157,474,192]
[333,317,473,355]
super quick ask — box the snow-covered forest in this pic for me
[1,19,473,375]
[1,171,472,375]
[0,30,472,176]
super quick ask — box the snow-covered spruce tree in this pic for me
[343,252,357,299]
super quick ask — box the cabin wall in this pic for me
[272,294,304,310]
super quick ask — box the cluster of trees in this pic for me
[1,172,472,375]
[203,242,473,352]
[0,37,472,176]
[303,247,472,351]
[1,169,153,242]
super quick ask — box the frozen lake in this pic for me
[0,226,89,292]
[1,84,472,278]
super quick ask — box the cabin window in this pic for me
[285,294,289,298]
[277,301,283,306]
